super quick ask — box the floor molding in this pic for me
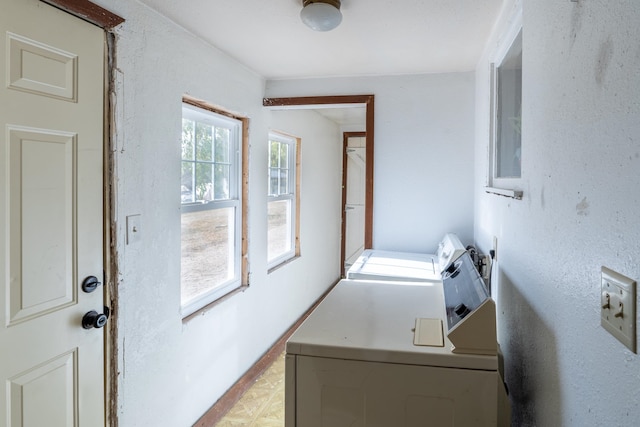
[193,280,340,426]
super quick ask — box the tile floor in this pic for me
[215,352,285,426]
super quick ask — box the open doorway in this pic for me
[263,95,374,276]
[341,131,366,275]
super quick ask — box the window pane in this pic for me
[181,207,236,305]
[195,163,213,201]
[196,122,213,161]
[269,169,278,196]
[279,169,289,194]
[267,199,292,261]
[215,127,230,162]
[280,143,288,167]
[182,119,195,160]
[214,164,230,200]
[269,141,280,167]
[181,162,194,203]
[496,32,522,178]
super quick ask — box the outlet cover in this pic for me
[601,266,636,353]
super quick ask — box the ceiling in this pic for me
[314,106,366,126]
[139,0,505,80]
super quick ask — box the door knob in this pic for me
[82,308,109,329]
[82,275,102,293]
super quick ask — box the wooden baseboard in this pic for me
[193,280,339,426]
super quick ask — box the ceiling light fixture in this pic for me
[300,0,342,32]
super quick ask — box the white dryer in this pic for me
[286,252,510,426]
[346,233,466,282]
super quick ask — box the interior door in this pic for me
[0,0,106,425]
[342,133,366,274]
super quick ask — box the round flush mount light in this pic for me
[300,0,342,32]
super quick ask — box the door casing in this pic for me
[263,95,375,277]
[340,131,367,277]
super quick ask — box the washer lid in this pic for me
[287,280,499,371]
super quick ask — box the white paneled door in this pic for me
[0,0,106,426]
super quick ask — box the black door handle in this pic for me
[82,308,109,329]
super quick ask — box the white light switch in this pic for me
[126,214,141,245]
[601,266,636,353]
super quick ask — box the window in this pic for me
[180,101,246,316]
[267,132,300,269]
[488,25,523,198]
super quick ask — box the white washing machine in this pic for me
[345,233,466,282]
[286,252,510,426]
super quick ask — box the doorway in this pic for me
[341,132,367,275]
[263,95,375,277]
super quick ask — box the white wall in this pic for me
[475,0,640,425]
[91,1,343,425]
[266,73,476,252]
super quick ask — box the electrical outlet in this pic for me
[482,255,492,281]
[601,266,636,353]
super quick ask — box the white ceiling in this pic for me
[314,106,366,126]
[139,0,504,80]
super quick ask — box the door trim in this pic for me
[40,0,124,28]
[263,95,375,249]
[104,32,120,427]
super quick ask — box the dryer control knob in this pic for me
[454,303,470,318]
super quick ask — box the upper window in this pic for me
[489,27,522,197]
[267,132,300,269]
[180,101,246,317]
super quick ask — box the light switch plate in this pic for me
[126,214,141,245]
[601,266,636,353]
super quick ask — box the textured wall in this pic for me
[475,0,640,425]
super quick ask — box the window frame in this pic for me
[487,11,523,200]
[267,131,300,270]
[180,98,249,318]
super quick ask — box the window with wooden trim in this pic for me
[180,101,247,316]
[267,132,300,269]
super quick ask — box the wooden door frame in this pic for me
[263,95,375,254]
[37,2,124,426]
[40,0,124,29]
[340,131,367,277]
